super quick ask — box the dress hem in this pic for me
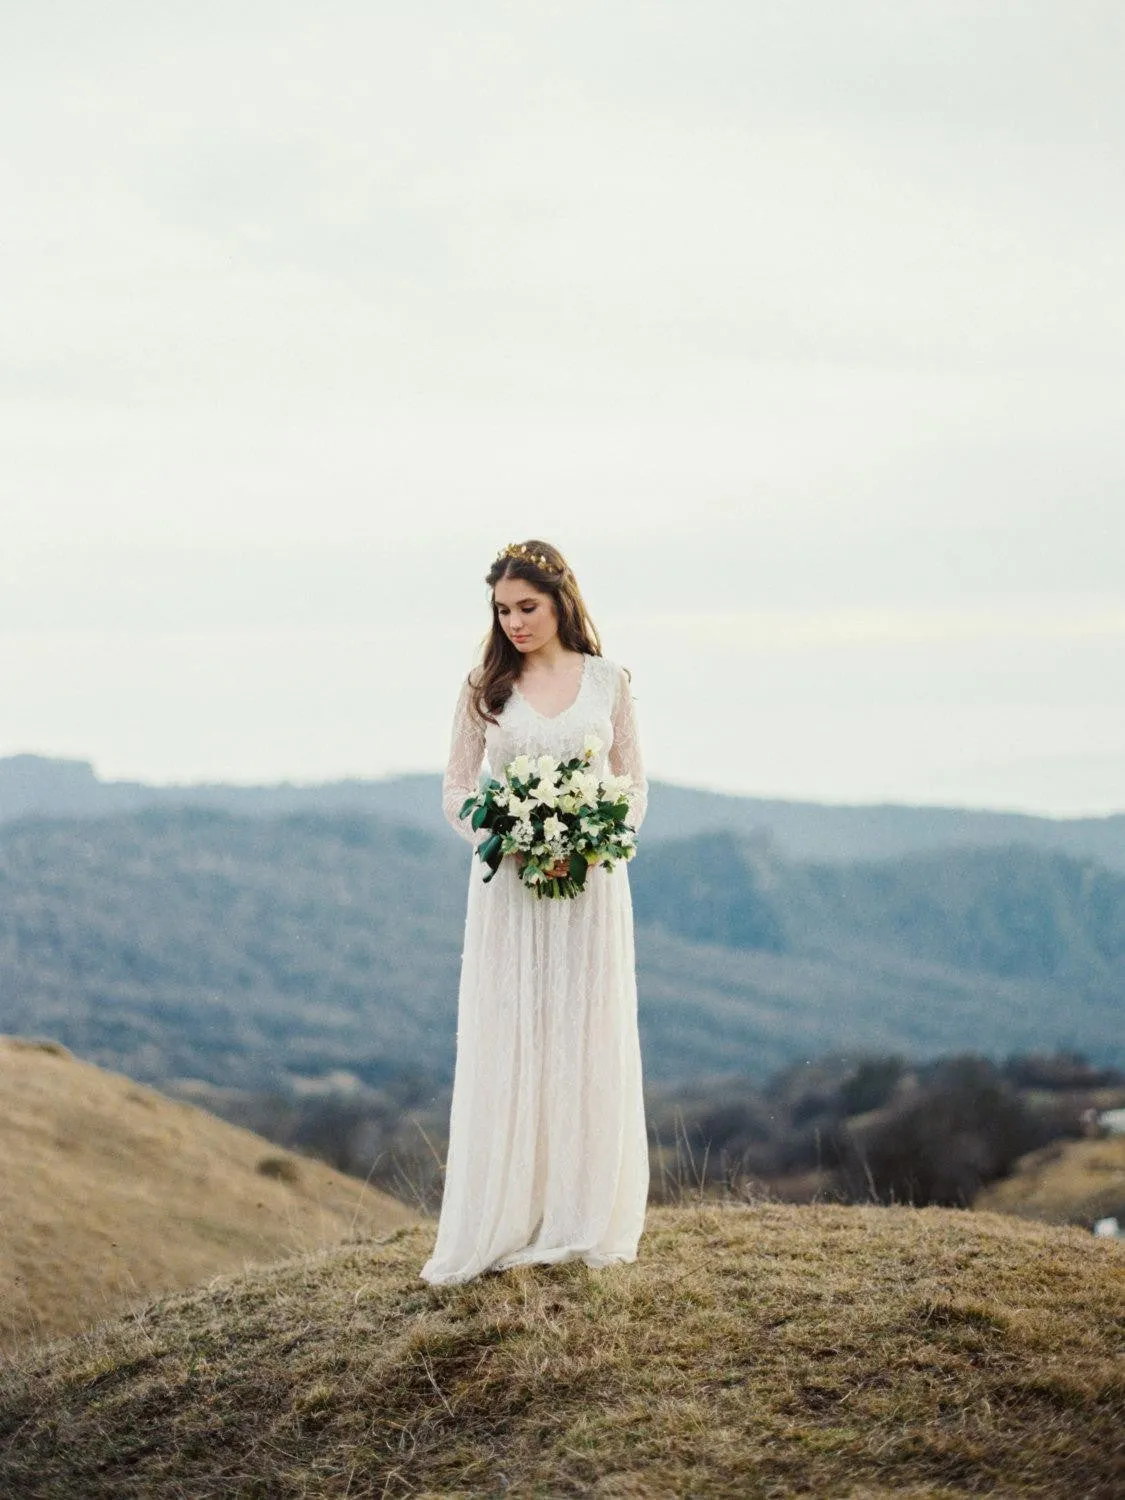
[419,1244,640,1286]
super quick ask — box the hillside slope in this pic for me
[0,1203,1121,1498]
[976,1134,1125,1226]
[0,1038,417,1349]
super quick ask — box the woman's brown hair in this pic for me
[468,540,603,726]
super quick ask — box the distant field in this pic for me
[977,1134,1125,1227]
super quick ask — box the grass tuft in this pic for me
[255,1155,303,1184]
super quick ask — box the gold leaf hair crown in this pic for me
[494,541,564,575]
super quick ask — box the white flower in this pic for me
[600,773,633,802]
[534,782,559,810]
[514,819,535,848]
[535,754,561,786]
[582,732,603,760]
[572,770,602,807]
[507,754,533,783]
[509,795,537,821]
[493,784,511,807]
[542,814,566,842]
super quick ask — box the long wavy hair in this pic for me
[468,540,603,726]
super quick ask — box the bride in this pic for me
[419,539,650,1283]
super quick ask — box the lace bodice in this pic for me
[441,653,649,845]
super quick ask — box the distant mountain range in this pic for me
[1,802,1120,1094]
[3,753,1123,870]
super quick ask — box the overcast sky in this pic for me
[2,2,1122,815]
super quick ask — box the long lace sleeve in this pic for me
[609,664,649,833]
[442,674,488,845]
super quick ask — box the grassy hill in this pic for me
[0,1037,417,1350]
[976,1134,1125,1228]
[1,808,1122,1095]
[0,1203,1121,1498]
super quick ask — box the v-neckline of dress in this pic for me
[512,653,591,721]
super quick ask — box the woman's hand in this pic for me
[514,851,570,878]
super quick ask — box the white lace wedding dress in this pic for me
[419,652,650,1284]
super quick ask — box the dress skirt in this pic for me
[419,853,649,1284]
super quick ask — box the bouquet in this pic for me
[459,733,638,899]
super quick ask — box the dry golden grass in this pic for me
[0,1036,417,1350]
[976,1135,1125,1226]
[1,1200,1121,1498]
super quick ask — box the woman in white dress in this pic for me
[419,539,650,1284]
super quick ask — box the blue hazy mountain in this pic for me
[0,806,1120,1093]
[3,754,1123,871]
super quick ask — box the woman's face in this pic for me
[493,574,559,655]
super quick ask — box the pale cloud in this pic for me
[1,2,1123,814]
[628,608,1125,653]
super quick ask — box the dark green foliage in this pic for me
[641,1049,1123,1211]
[832,1056,1044,1206]
[838,1055,907,1116]
[1003,1050,1123,1090]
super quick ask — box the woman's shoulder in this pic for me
[586,652,630,696]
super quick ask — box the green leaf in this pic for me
[568,852,588,887]
[471,804,490,832]
[478,832,503,867]
[459,796,478,820]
